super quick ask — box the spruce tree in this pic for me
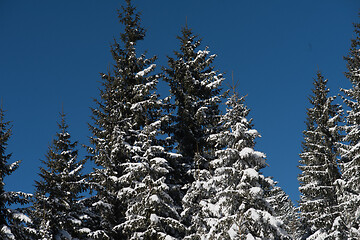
[87,0,165,238]
[339,16,360,238]
[31,111,87,239]
[163,26,224,162]
[298,72,343,239]
[162,26,224,226]
[117,119,185,239]
[267,185,299,239]
[0,104,33,240]
[194,93,289,239]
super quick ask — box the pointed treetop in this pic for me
[59,103,67,131]
[226,71,240,96]
[176,25,201,60]
[117,0,145,47]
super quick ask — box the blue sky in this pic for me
[0,0,359,204]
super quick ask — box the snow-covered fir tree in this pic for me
[267,185,299,239]
[31,111,88,239]
[338,17,360,238]
[189,92,289,239]
[0,104,33,240]
[163,26,224,161]
[298,72,344,239]
[162,26,224,230]
[117,118,185,239]
[87,0,178,238]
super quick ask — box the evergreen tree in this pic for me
[162,26,225,224]
[192,93,289,239]
[298,72,344,239]
[0,104,33,240]
[87,0,164,238]
[163,26,224,162]
[181,152,213,239]
[339,16,360,238]
[117,119,185,239]
[31,111,87,239]
[267,185,299,239]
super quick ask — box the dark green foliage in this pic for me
[267,185,299,239]
[0,106,33,239]
[298,72,344,238]
[163,27,223,162]
[117,120,185,239]
[32,111,87,239]
[162,27,225,221]
[193,93,290,239]
[339,17,360,238]
[87,0,166,238]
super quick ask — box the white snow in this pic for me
[61,150,72,155]
[168,152,182,158]
[197,49,209,56]
[200,200,220,216]
[239,147,254,158]
[130,102,143,111]
[68,165,82,176]
[92,200,112,209]
[109,176,119,183]
[150,213,159,224]
[1,225,15,240]
[195,107,208,117]
[248,208,260,221]
[249,187,263,198]
[227,223,238,239]
[79,228,91,234]
[165,236,177,240]
[89,230,109,239]
[8,161,19,171]
[13,212,32,224]
[206,78,223,89]
[246,233,256,240]
[242,168,259,180]
[70,218,82,225]
[150,157,167,165]
[135,64,156,78]
[245,129,260,137]
[149,194,160,203]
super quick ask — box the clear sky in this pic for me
[0,0,359,204]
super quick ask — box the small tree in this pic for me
[0,104,33,240]
[298,72,344,238]
[32,111,87,239]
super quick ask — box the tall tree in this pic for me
[163,26,224,161]
[0,105,33,239]
[339,16,360,238]
[186,93,289,239]
[298,72,344,239]
[31,111,87,239]
[162,26,225,221]
[87,0,163,238]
